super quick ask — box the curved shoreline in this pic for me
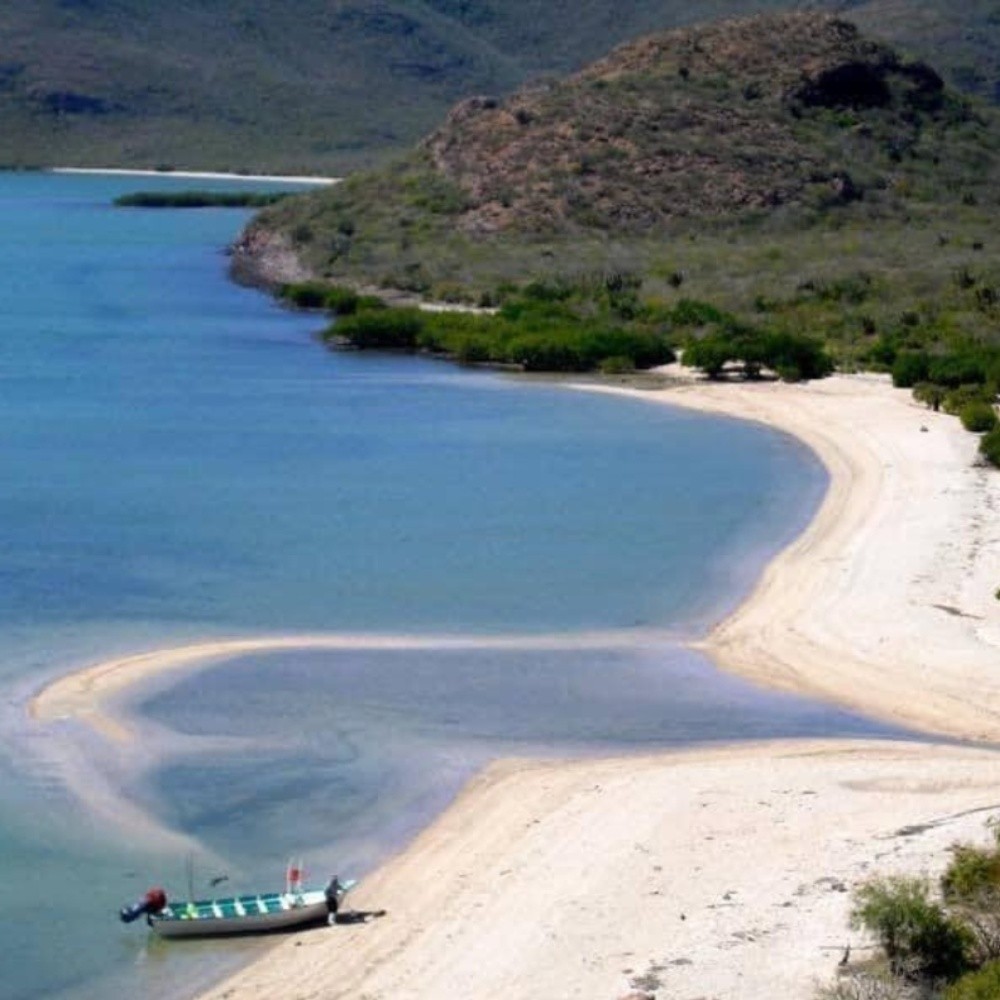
[33,374,1000,744]
[595,372,1000,742]
[192,371,1000,1000]
[26,370,1000,999]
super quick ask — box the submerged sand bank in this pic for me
[28,629,661,742]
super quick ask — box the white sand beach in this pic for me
[606,372,1000,743]
[49,167,339,185]
[199,740,1000,1000]
[28,372,1000,998]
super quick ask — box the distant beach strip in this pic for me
[48,167,340,185]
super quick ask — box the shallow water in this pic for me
[130,644,910,881]
[0,172,905,999]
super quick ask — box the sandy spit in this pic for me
[27,630,663,742]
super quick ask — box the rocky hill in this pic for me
[421,14,962,233]
[236,12,1000,292]
[1,0,999,172]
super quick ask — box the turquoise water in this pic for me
[0,173,904,999]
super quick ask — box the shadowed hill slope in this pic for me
[1,0,1000,172]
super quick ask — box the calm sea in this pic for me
[0,172,903,999]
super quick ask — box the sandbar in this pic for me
[28,630,660,742]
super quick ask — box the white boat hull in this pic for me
[150,889,335,939]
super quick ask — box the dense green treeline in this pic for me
[277,274,998,467]
[114,191,292,209]
[324,275,679,373]
[278,277,834,378]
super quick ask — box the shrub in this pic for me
[945,961,1000,1000]
[981,426,1000,468]
[324,286,361,315]
[892,351,931,388]
[816,971,909,1000]
[761,331,834,380]
[851,877,971,980]
[943,385,996,416]
[941,841,1000,963]
[960,402,999,433]
[670,299,728,327]
[913,382,946,411]
[279,281,330,309]
[682,328,831,381]
[683,335,734,378]
[929,355,987,388]
[522,278,575,302]
[452,336,491,365]
[866,337,897,368]
[330,308,424,349]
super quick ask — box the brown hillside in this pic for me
[419,12,967,234]
[241,10,999,296]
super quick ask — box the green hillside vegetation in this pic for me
[3,1,1000,172]
[243,13,1000,335]
[249,13,1000,464]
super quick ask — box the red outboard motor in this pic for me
[119,887,167,924]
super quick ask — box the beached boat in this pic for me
[120,866,355,938]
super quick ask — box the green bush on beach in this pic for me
[820,823,1000,998]
[682,325,833,381]
[278,282,369,315]
[959,401,999,433]
[851,877,972,981]
[981,426,1000,468]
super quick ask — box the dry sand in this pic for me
[27,373,1000,998]
[201,740,1000,1000]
